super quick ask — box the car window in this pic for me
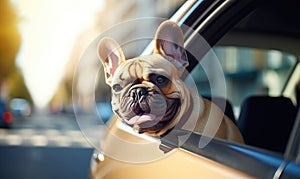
[191,47,298,117]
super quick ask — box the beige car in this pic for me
[89,0,300,178]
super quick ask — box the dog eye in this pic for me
[112,84,122,92]
[155,75,169,87]
[149,74,170,87]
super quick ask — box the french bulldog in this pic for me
[97,20,244,143]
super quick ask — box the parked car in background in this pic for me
[0,99,13,128]
[9,98,31,118]
[91,0,300,178]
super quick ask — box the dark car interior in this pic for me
[237,96,297,153]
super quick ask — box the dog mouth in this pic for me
[127,99,180,129]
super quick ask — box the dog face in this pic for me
[98,21,189,136]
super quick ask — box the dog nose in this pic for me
[131,87,150,115]
[137,87,148,97]
[130,87,148,101]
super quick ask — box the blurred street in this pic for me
[0,110,106,179]
[0,111,105,148]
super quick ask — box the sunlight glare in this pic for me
[15,0,104,108]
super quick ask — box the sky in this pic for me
[13,0,104,108]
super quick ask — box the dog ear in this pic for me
[98,37,125,86]
[154,21,188,71]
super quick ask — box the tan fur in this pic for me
[169,83,244,143]
[194,98,244,143]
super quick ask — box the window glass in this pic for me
[190,46,297,117]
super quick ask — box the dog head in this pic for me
[97,21,189,136]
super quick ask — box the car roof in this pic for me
[217,0,300,56]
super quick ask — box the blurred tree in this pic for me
[0,0,21,82]
[0,0,32,105]
[7,68,33,104]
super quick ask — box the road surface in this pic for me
[0,110,106,179]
